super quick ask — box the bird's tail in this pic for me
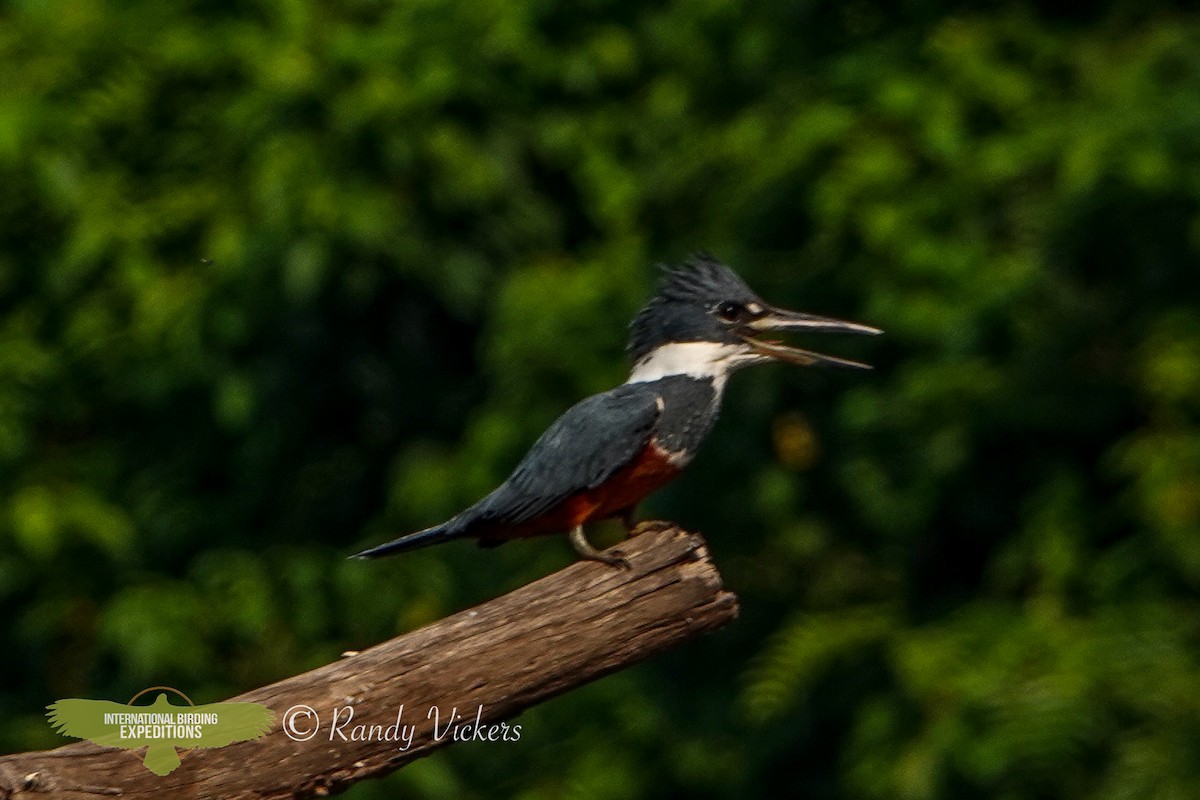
[350,522,459,559]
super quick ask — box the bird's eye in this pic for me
[716,301,742,322]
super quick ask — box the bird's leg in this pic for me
[569,525,630,569]
[618,508,677,539]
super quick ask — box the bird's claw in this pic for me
[599,549,632,570]
[570,525,631,569]
[626,519,676,539]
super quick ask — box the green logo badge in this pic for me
[47,686,274,776]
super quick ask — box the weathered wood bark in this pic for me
[0,526,738,799]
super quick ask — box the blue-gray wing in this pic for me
[465,384,662,527]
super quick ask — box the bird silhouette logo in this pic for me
[47,687,274,776]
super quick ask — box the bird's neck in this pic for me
[625,341,753,394]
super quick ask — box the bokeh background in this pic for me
[4,0,1200,797]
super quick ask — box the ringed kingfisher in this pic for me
[353,254,881,566]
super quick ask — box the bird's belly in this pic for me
[574,440,683,520]
[491,440,682,539]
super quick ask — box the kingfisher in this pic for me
[353,254,881,566]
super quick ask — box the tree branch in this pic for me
[1,526,738,799]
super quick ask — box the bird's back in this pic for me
[453,383,665,536]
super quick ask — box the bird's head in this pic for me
[627,254,881,382]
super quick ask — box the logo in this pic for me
[46,686,274,776]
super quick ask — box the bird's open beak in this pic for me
[739,307,883,369]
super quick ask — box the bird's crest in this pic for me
[655,253,758,304]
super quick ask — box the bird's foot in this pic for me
[593,550,632,569]
[626,519,677,539]
[569,525,631,570]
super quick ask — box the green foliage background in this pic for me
[4,0,1200,796]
